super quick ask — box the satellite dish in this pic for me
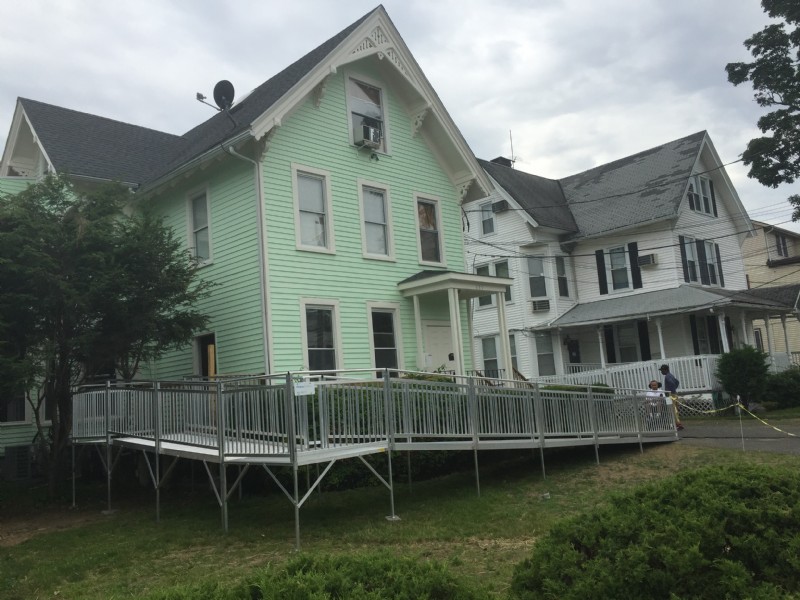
[213,80,235,110]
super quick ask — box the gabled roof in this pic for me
[559,131,706,240]
[548,282,792,328]
[16,98,186,185]
[478,159,577,232]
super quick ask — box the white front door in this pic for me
[424,323,455,372]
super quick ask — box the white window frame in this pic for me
[481,337,499,375]
[480,202,495,236]
[475,260,513,308]
[555,256,570,298]
[186,186,212,265]
[367,301,404,372]
[475,263,493,307]
[346,72,389,154]
[509,333,519,373]
[776,233,789,258]
[534,331,556,376]
[300,298,343,371]
[607,246,630,292]
[292,163,335,254]
[704,241,719,286]
[415,194,446,266]
[687,175,715,216]
[358,180,394,260]
[615,323,639,363]
[683,236,699,282]
[528,256,547,299]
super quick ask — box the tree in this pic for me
[0,175,212,493]
[725,0,800,219]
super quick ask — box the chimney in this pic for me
[490,156,513,168]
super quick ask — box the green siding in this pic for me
[0,423,37,457]
[0,177,35,196]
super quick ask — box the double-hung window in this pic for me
[482,337,499,376]
[476,264,492,307]
[509,334,518,372]
[294,165,334,252]
[189,190,211,263]
[776,233,789,257]
[417,197,443,264]
[608,246,630,290]
[683,237,698,282]
[704,241,718,285]
[361,183,392,258]
[480,202,494,235]
[476,260,512,307]
[303,303,339,371]
[370,307,400,372]
[528,256,547,298]
[534,332,556,376]
[556,256,569,297]
[687,175,717,216]
[349,78,385,152]
[680,235,724,287]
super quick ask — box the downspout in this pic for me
[225,145,272,375]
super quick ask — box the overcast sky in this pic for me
[2,0,797,232]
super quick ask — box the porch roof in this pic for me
[547,284,793,328]
[397,269,513,299]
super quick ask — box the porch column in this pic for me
[781,314,791,361]
[447,288,464,376]
[596,326,607,368]
[656,318,666,359]
[764,314,775,370]
[413,295,424,370]
[739,312,750,346]
[717,313,730,353]
[496,292,513,382]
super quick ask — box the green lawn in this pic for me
[2,441,798,599]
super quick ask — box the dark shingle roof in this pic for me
[559,131,706,239]
[478,158,577,232]
[18,7,378,187]
[19,98,186,184]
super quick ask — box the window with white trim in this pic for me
[535,331,556,376]
[556,256,569,297]
[304,304,338,371]
[617,324,638,363]
[687,175,716,216]
[509,333,519,372]
[704,241,718,285]
[753,328,764,352]
[608,246,630,291]
[361,184,392,258]
[683,237,698,282]
[495,260,512,302]
[294,166,334,252]
[528,256,547,298]
[349,78,385,152]
[476,260,512,307]
[476,264,492,307]
[776,233,789,257]
[370,309,399,372]
[189,190,211,262]
[416,197,443,264]
[482,337,498,376]
[480,202,494,235]
[0,387,26,423]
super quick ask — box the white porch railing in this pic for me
[540,355,722,393]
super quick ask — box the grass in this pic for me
[2,442,799,599]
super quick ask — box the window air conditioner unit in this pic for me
[491,200,509,213]
[637,253,658,267]
[354,124,382,149]
[531,299,551,312]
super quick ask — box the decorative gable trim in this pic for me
[0,102,55,177]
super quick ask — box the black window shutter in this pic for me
[687,182,695,211]
[709,180,718,217]
[604,325,617,363]
[715,243,725,287]
[696,240,710,285]
[637,320,652,361]
[628,242,642,289]
[689,315,700,355]
[707,315,721,354]
[678,235,689,282]
[595,250,608,295]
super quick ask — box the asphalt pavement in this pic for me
[678,416,800,456]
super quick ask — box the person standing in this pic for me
[659,364,684,430]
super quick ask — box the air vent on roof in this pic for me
[637,253,658,267]
[491,200,509,213]
[490,156,513,168]
[531,299,551,313]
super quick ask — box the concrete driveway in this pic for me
[678,416,800,456]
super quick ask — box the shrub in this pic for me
[510,464,800,600]
[715,346,769,407]
[147,554,490,599]
[763,367,800,409]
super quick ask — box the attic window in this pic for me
[349,78,385,152]
[687,175,717,217]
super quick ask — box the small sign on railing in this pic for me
[293,381,316,396]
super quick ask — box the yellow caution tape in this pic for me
[672,396,737,415]
[672,396,800,438]
[735,403,800,438]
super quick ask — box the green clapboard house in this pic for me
[0,7,513,465]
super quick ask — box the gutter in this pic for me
[224,145,272,376]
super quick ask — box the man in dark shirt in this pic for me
[659,364,683,430]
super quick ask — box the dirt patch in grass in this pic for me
[0,507,109,547]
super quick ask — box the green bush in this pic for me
[763,367,800,409]
[147,554,490,599]
[510,465,800,600]
[715,346,769,407]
